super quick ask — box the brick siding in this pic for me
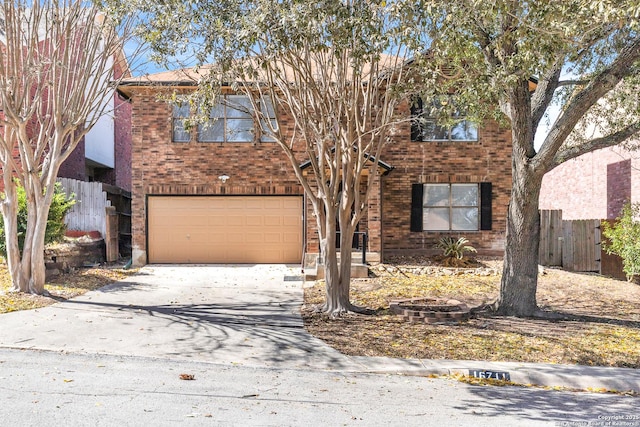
[380,101,512,257]
[540,146,640,220]
[128,91,513,264]
[129,91,305,263]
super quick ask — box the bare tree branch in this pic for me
[531,59,562,130]
[550,122,640,170]
[536,35,640,170]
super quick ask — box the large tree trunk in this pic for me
[496,159,544,316]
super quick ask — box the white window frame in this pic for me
[423,183,479,231]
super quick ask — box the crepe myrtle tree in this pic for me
[0,0,139,294]
[120,0,415,315]
[407,0,640,316]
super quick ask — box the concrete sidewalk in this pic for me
[0,264,638,394]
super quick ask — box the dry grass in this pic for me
[0,264,138,313]
[302,260,640,368]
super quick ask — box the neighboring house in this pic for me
[0,25,132,193]
[118,68,513,267]
[57,50,133,192]
[540,145,640,220]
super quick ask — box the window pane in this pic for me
[260,97,276,119]
[226,118,254,142]
[208,100,224,118]
[418,118,449,141]
[225,95,253,119]
[424,184,450,207]
[198,119,224,142]
[450,120,478,141]
[452,208,478,230]
[173,104,189,118]
[260,119,277,142]
[451,184,478,206]
[173,119,190,142]
[424,207,450,230]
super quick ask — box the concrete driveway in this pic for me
[0,265,358,370]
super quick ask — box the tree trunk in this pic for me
[1,182,25,292]
[321,229,351,315]
[496,165,543,317]
[316,199,358,316]
[5,180,52,295]
[24,187,52,294]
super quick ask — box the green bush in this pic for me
[0,183,75,258]
[602,202,640,282]
[436,236,477,260]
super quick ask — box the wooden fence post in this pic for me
[105,206,119,262]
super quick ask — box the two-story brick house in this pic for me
[119,67,512,267]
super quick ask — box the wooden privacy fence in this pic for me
[539,210,601,272]
[58,178,111,238]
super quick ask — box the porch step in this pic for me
[303,253,373,281]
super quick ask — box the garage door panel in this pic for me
[227,216,246,226]
[245,232,266,243]
[283,215,300,226]
[264,232,283,243]
[246,216,264,226]
[148,196,302,264]
[264,216,283,226]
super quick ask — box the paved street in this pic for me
[0,265,639,425]
[1,348,638,427]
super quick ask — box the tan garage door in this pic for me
[148,196,303,264]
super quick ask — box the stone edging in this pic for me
[389,298,470,324]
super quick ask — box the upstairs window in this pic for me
[411,97,478,142]
[172,103,191,143]
[198,95,278,143]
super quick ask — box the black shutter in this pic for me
[410,184,424,232]
[480,182,492,231]
[410,97,423,141]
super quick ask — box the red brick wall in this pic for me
[114,93,133,191]
[607,159,632,219]
[58,140,87,181]
[380,101,513,257]
[540,146,640,220]
[129,91,305,264]
[77,93,132,191]
[129,91,512,264]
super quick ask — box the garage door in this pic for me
[148,196,303,264]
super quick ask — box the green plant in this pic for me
[602,202,640,282]
[0,182,75,258]
[436,236,477,260]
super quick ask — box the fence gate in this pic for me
[562,219,601,272]
[539,210,563,266]
[539,210,601,272]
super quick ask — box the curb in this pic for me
[347,356,640,394]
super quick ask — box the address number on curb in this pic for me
[469,370,511,381]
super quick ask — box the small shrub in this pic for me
[602,202,640,282]
[436,236,477,260]
[0,183,75,258]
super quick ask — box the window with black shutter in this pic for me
[410,182,492,231]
